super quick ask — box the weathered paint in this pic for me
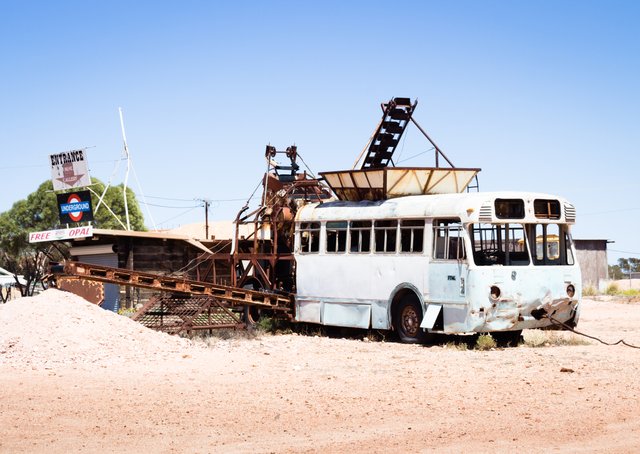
[294,191,581,335]
[320,167,480,201]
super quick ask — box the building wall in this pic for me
[574,240,609,290]
[69,234,233,309]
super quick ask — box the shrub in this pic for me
[523,330,591,347]
[189,328,258,346]
[444,341,470,351]
[117,307,137,318]
[605,283,620,295]
[621,289,640,297]
[256,316,293,334]
[256,316,277,333]
[582,285,597,297]
[475,334,496,350]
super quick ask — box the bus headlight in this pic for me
[566,284,575,298]
[490,285,501,301]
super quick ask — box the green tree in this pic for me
[90,179,146,231]
[0,181,63,296]
[617,257,640,277]
[0,179,146,296]
[609,264,625,280]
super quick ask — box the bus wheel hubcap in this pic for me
[402,306,419,336]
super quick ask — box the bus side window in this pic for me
[299,222,320,253]
[400,220,424,253]
[564,231,575,265]
[326,221,348,253]
[350,220,372,253]
[434,225,446,259]
[374,220,397,253]
[433,219,465,260]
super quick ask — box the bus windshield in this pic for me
[471,223,574,266]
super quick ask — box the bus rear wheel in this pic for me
[394,295,429,344]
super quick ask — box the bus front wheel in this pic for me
[394,295,430,344]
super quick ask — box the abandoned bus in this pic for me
[293,192,580,343]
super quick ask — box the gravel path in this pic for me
[1,290,639,453]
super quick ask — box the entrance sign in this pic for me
[50,149,91,191]
[28,226,94,243]
[56,190,94,224]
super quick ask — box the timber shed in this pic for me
[63,227,233,310]
[574,239,610,291]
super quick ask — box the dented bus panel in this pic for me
[293,191,581,340]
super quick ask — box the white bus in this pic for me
[293,191,580,343]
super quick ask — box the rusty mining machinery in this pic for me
[52,144,331,334]
[54,96,478,335]
[217,144,331,293]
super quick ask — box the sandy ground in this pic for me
[1,290,639,453]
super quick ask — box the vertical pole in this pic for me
[119,108,132,230]
[205,200,210,239]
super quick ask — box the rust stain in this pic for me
[57,277,105,306]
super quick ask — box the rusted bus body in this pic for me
[293,191,580,341]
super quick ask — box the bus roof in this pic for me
[296,191,576,225]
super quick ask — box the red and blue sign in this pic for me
[57,190,94,224]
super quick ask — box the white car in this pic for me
[0,267,26,288]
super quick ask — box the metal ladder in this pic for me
[362,97,417,168]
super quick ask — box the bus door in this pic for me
[427,219,468,309]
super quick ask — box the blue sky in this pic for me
[1,1,638,264]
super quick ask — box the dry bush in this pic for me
[523,330,591,347]
[189,328,259,347]
[605,283,620,295]
[443,341,470,351]
[475,334,496,350]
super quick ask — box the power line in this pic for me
[139,201,201,209]
[397,147,435,165]
[582,207,640,216]
[145,195,198,202]
[156,206,199,226]
[0,158,120,170]
[145,194,260,203]
[608,249,640,257]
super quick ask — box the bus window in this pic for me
[530,223,573,265]
[471,223,529,266]
[524,223,578,266]
[349,220,371,253]
[565,232,575,265]
[374,220,397,253]
[299,222,320,253]
[326,221,348,253]
[433,220,465,260]
[508,224,529,265]
[534,199,561,219]
[546,224,560,261]
[495,199,525,219]
[400,220,424,253]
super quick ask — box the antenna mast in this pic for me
[119,107,132,230]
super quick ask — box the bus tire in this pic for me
[394,295,429,344]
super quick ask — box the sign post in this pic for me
[28,226,94,243]
[56,190,94,224]
[50,149,91,191]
